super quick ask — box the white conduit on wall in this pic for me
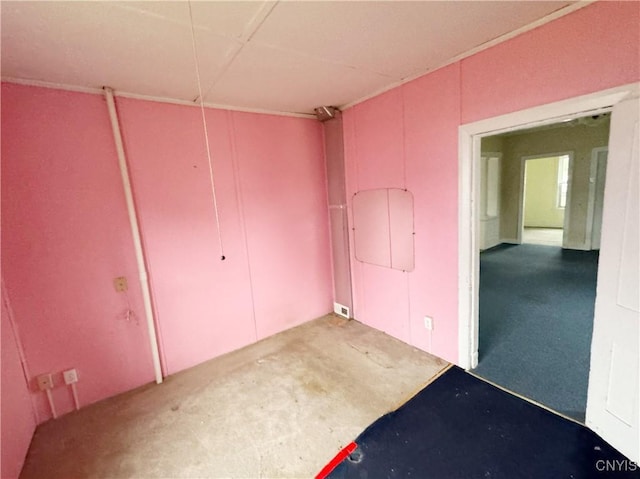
[104,87,163,384]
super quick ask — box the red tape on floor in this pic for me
[315,441,357,479]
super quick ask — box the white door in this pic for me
[585,97,639,462]
[479,155,501,250]
[591,150,608,250]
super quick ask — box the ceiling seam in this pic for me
[240,40,400,80]
[198,1,279,103]
[113,3,240,42]
[242,1,280,44]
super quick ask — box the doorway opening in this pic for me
[459,86,639,459]
[474,115,610,422]
[521,153,571,247]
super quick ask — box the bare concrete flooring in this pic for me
[20,315,448,478]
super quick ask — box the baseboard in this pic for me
[562,242,590,251]
[497,238,592,251]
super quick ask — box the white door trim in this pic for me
[480,152,502,250]
[586,146,609,250]
[458,82,639,370]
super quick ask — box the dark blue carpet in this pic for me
[327,367,637,479]
[473,243,599,422]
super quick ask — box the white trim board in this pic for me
[457,82,639,371]
[518,151,574,248]
[585,146,609,250]
[0,77,316,120]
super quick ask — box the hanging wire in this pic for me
[188,0,226,260]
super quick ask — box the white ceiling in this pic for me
[1,1,578,115]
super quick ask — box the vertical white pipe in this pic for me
[70,383,80,411]
[45,389,57,419]
[103,87,163,384]
[2,279,40,423]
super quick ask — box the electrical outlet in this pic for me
[63,369,78,385]
[114,276,128,292]
[424,316,434,331]
[37,373,54,390]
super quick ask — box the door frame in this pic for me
[457,82,639,371]
[479,152,502,251]
[586,146,609,250]
[518,151,574,246]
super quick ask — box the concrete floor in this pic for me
[20,315,448,478]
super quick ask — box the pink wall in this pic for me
[343,1,639,364]
[1,84,331,422]
[344,89,409,344]
[460,1,640,123]
[1,285,37,479]
[117,99,332,374]
[115,100,256,375]
[344,65,461,361]
[230,112,332,340]
[1,84,156,421]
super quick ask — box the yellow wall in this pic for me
[481,135,504,155]
[524,156,565,228]
[497,117,610,248]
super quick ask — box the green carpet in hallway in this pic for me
[473,243,599,422]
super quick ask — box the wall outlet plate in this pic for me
[63,369,78,385]
[114,276,128,292]
[37,373,54,390]
[424,316,434,331]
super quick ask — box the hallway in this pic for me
[473,243,599,422]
